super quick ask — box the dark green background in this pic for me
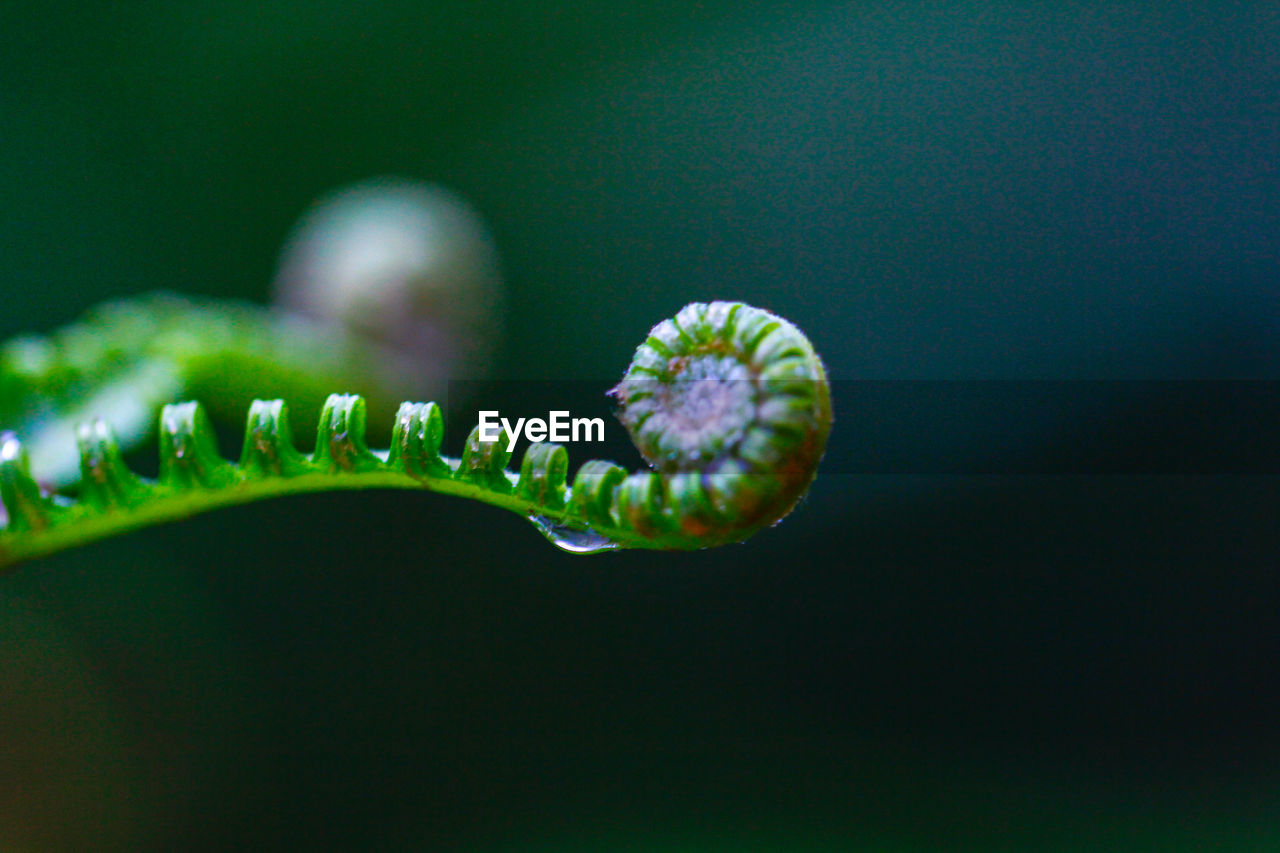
[3,3,1280,849]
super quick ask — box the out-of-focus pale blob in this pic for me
[272,179,503,399]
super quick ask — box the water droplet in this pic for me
[0,433,21,463]
[527,515,621,555]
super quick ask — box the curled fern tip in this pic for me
[612,301,831,546]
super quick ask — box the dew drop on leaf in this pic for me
[527,515,620,555]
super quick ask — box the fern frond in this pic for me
[0,301,830,567]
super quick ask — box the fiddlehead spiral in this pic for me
[0,301,829,568]
[611,301,831,546]
[272,178,504,395]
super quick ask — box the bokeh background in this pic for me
[3,2,1280,850]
